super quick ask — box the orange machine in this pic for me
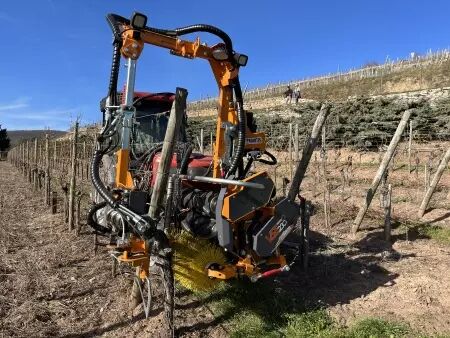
[88,12,305,298]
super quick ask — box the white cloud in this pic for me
[0,97,30,111]
[0,98,85,130]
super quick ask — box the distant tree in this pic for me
[0,125,11,151]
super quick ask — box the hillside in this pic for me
[186,88,450,150]
[189,52,450,116]
[185,53,450,151]
[300,59,450,101]
[7,130,67,147]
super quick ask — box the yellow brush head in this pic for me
[170,231,227,292]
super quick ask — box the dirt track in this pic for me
[0,161,224,338]
[1,160,450,337]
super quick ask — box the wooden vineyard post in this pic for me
[210,132,213,154]
[323,181,331,227]
[294,123,299,162]
[418,148,450,217]
[320,124,330,227]
[384,184,392,241]
[75,191,83,235]
[200,128,204,154]
[408,121,413,173]
[287,104,331,201]
[300,199,312,271]
[289,123,293,181]
[44,134,50,205]
[82,141,87,180]
[68,121,79,231]
[51,191,57,214]
[415,155,420,180]
[26,140,31,183]
[322,118,326,151]
[21,143,24,176]
[322,152,331,226]
[62,183,69,223]
[149,88,187,219]
[38,144,42,171]
[53,140,57,170]
[379,170,388,207]
[351,109,411,235]
[273,164,279,191]
[340,168,346,197]
[33,138,38,191]
[23,143,26,176]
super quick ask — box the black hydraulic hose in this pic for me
[106,13,235,64]
[106,14,124,106]
[91,149,117,208]
[226,77,246,178]
[87,201,111,235]
[107,13,175,36]
[257,151,277,166]
[108,45,121,106]
[179,145,193,174]
[174,25,233,60]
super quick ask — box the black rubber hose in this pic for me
[174,25,233,60]
[106,14,235,64]
[87,201,111,235]
[179,145,193,174]
[106,14,126,106]
[107,13,175,36]
[91,149,116,208]
[257,151,277,165]
[226,77,246,178]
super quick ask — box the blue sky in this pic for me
[1,0,450,130]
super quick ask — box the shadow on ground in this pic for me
[176,229,402,336]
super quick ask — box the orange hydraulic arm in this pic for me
[115,20,242,180]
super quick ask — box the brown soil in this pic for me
[1,156,449,337]
[0,161,224,338]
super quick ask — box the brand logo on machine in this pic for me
[266,218,289,243]
[246,137,262,145]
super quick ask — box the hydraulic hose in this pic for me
[226,77,246,178]
[257,151,277,166]
[179,144,193,174]
[173,25,233,61]
[91,149,116,208]
[106,14,124,106]
[87,201,111,235]
[106,13,236,65]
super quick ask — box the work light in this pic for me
[131,12,147,29]
[235,53,248,67]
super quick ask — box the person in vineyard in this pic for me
[284,85,293,104]
[294,84,301,104]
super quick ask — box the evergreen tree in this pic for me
[0,125,11,151]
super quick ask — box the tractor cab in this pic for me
[126,91,187,155]
[101,91,187,155]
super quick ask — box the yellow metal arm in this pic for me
[119,26,240,178]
